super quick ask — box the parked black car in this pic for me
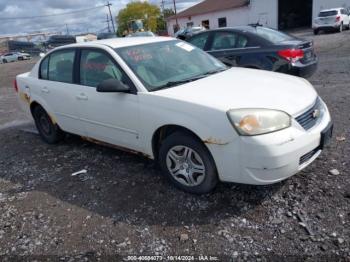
[176,27,206,40]
[186,26,317,78]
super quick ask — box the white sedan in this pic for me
[15,37,333,194]
[1,52,18,63]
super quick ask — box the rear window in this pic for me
[253,27,294,43]
[319,10,338,17]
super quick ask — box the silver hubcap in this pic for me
[166,146,205,187]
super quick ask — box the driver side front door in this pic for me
[76,48,141,151]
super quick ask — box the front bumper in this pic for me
[207,100,332,185]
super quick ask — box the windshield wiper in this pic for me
[200,68,228,76]
[152,68,227,91]
[153,75,206,91]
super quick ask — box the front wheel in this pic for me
[158,132,218,194]
[2,59,7,63]
[313,29,319,35]
[32,106,65,144]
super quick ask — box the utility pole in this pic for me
[106,14,111,32]
[161,0,166,30]
[161,0,165,14]
[65,24,69,35]
[106,1,116,33]
[173,0,178,29]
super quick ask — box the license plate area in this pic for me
[320,122,333,149]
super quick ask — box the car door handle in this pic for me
[41,87,50,93]
[76,93,88,101]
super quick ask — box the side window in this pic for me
[80,50,127,88]
[48,50,75,83]
[40,57,49,80]
[187,32,210,50]
[236,35,248,48]
[211,32,248,50]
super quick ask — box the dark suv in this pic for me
[186,26,318,78]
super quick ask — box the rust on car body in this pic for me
[203,137,229,145]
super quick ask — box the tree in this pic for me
[117,1,161,35]
[163,8,175,19]
[156,8,175,31]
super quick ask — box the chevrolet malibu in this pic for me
[15,37,333,194]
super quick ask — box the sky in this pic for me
[0,0,201,37]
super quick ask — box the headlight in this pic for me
[227,109,291,136]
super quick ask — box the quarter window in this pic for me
[48,50,75,83]
[80,50,127,88]
[211,32,248,50]
[40,57,49,80]
[187,32,210,50]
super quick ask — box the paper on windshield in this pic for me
[176,42,195,52]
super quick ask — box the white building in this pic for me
[167,0,350,35]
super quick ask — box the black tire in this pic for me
[313,29,319,35]
[158,132,218,194]
[3,59,7,63]
[32,105,64,144]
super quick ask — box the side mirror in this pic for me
[97,78,130,93]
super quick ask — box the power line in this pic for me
[0,5,105,20]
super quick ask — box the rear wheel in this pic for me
[158,132,218,194]
[313,29,319,35]
[32,106,64,144]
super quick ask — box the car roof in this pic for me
[193,25,261,32]
[320,8,343,12]
[61,37,174,49]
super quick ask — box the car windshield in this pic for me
[319,10,338,17]
[253,27,294,43]
[115,40,227,91]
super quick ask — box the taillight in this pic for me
[13,79,18,93]
[335,16,341,22]
[278,49,304,62]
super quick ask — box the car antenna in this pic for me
[248,17,263,27]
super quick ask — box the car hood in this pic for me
[153,68,317,116]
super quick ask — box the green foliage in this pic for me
[117,1,161,35]
[163,8,175,19]
[156,8,175,31]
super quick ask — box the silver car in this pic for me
[313,8,350,34]
[1,52,18,63]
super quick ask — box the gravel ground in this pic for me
[0,30,349,261]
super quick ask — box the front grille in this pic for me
[295,98,321,130]
[299,146,320,165]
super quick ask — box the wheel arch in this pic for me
[30,100,58,125]
[152,124,203,161]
